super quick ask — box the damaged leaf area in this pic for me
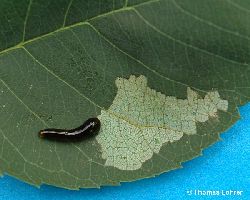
[97,75,228,170]
[0,0,249,189]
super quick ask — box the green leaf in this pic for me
[0,0,249,189]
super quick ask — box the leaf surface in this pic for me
[0,0,249,189]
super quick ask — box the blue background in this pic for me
[0,104,249,200]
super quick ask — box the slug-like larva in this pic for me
[39,118,101,140]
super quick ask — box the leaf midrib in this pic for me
[0,0,159,57]
[0,0,243,122]
[1,0,249,72]
[0,1,241,122]
[0,11,238,121]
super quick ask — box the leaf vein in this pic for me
[22,47,102,110]
[172,0,250,41]
[0,0,159,56]
[87,22,206,93]
[22,0,33,42]
[62,0,74,28]
[0,79,48,127]
[132,8,250,68]
[226,0,250,13]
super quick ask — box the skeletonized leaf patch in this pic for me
[96,75,228,170]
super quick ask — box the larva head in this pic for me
[38,130,45,138]
[85,117,101,134]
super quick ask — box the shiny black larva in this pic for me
[38,118,101,140]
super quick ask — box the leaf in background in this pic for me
[0,0,249,189]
